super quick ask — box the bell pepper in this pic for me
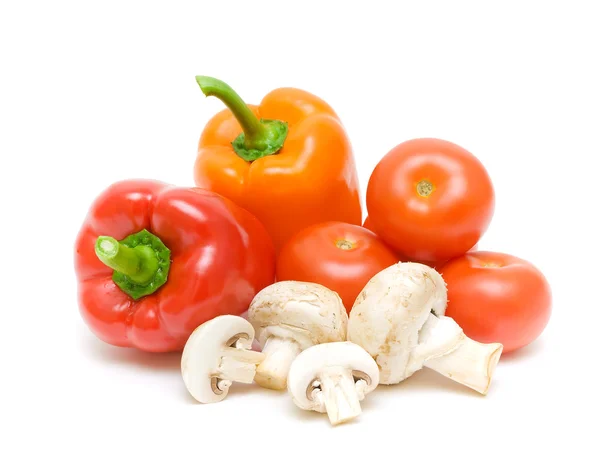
[193,76,363,251]
[74,179,276,352]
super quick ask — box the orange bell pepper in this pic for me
[193,76,362,251]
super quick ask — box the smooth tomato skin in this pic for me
[367,138,495,263]
[363,215,478,268]
[429,243,479,270]
[277,222,400,313]
[438,251,552,353]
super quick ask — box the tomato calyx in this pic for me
[481,262,503,268]
[416,179,435,197]
[335,239,356,250]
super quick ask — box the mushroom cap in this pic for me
[181,315,255,403]
[248,281,348,349]
[287,341,380,411]
[347,262,448,384]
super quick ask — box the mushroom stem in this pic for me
[425,335,503,395]
[218,345,265,384]
[314,367,362,426]
[418,314,503,395]
[255,336,302,390]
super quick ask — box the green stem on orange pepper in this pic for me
[195,76,288,162]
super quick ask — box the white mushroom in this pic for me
[287,342,379,425]
[348,262,503,394]
[248,281,348,390]
[181,315,265,403]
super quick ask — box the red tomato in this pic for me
[430,243,479,270]
[364,215,477,269]
[367,138,495,263]
[277,222,400,313]
[438,251,552,353]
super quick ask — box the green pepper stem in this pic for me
[195,75,288,162]
[95,236,159,286]
[196,76,267,144]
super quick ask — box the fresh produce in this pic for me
[181,315,265,403]
[362,216,375,232]
[438,251,552,353]
[364,215,478,267]
[193,76,362,252]
[247,281,348,390]
[74,180,275,352]
[276,221,399,312]
[74,74,554,427]
[348,262,503,394]
[366,138,495,264]
[287,342,379,426]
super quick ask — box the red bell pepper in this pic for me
[74,179,276,352]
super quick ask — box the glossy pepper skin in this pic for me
[193,76,362,252]
[75,180,276,352]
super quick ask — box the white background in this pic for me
[1,1,598,457]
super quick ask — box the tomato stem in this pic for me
[416,180,435,197]
[335,239,355,250]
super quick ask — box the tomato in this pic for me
[277,222,400,313]
[362,216,375,232]
[438,251,552,353]
[429,243,479,269]
[366,138,495,263]
[363,215,477,269]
